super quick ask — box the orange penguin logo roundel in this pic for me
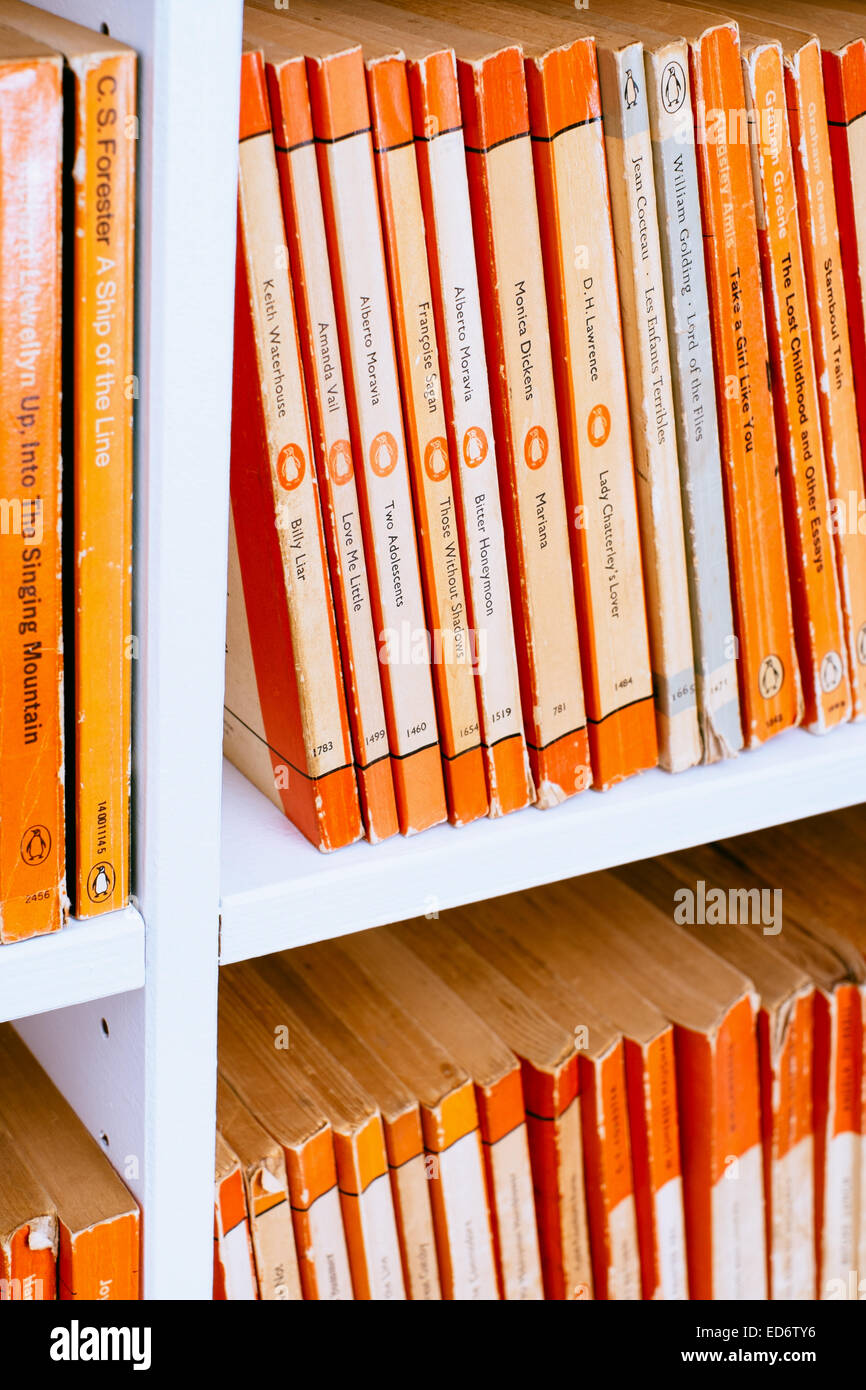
[424,436,450,482]
[587,404,611,448]
[462,426,488,468]
[370,430,398,478]
[277,442,306,491]
[524,425,548,470]
[328,439,354,485]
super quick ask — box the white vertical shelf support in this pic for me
[17,0,242,1299]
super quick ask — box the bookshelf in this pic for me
[0,0,863,1303]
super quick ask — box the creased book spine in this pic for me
[597,42,700,773]
[646,39,742,762]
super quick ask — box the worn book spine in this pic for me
[690,22,801,747]
[266,53,399,843]
[579,1047,641,1301]
[366,53,487,827]
[814,984,862,1298]
[474,1068,543,1300]
[421,1083,500,1300]
[625,1029,688,1300]
[408,48,534,817]
[520,1056,592,1300]
[379,1106,441,1300]
[597,42,701,774]
[525,39,657,790]
[458,46,590,806]
[745,42,851,734]
[759,990,814,1301]
[226,50,362,851]
[307,44,447,835]
[213,1150,258,1300]
[0,1131,56,1302]
[645,38,742,763]
[822,41,866,490]
[64,46,135,916]
[0,50,65,941]
[333,1115,406,1301]
[282,1123,354,1300]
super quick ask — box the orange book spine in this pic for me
[0,52,65,942]
[266,54,398,843]
[787,40,866,721]
[578,1047,640,1301]
[366,54,487,827]
[408,50,534,818]
[524,40,657,790]
[818,984,863,1295]
[746,43,851,733]
[420,1081,499,1301]
[332,1115,405,1301]
[226,50,362,851]
[473,1067,543,1300]
[458,47,591,806]
[57,1210,139,1301]
[822,42,866,491]
[213,1167,258,1300]
[306,44,446,836]
[625,1030,687,1300]
[0,1226,55,1301]
[521,1055,592,1300]
[68,51,136,916]
[690,23,801,746]
[758,990,814,1301]
[283,1125,353,1300]
[379,1105,440,1300]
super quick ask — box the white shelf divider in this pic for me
[0,905,144,1023]
[220,723,866,963]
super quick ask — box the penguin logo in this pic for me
[524,426,549,470]
[661,61,686,114]
[857,622,866,666]
[462,426,488,468]
[587,403,611,448]
[759,653,784,699]
[328,438,354,486]
[20,824,51,866]
[624,69,639,109]
[820,650,843,694]
[87,861,116,904]
[369,430,398,477]
[424,436,450,482]
[276,442,306,491]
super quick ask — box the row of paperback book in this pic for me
[0,1,136,943]
[214,802,866,1301]
[0,1024,139,1300]
[226,0,866,852]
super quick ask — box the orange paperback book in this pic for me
[224,48,362,852]
[0,30,65,942]
[250,16,399,843]
[684,15,801,745]
[743,38,851,733]
[0,2,136,916]
[0,1125,57,1301]
[213,1133,258,1300]
[363,41,487,826]
[252,8,447,836]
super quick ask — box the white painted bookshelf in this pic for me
[2,0,864,1303]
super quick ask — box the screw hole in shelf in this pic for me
[100,22,109,35]
[100,1017,110,1037]
[100,1132,110,1148]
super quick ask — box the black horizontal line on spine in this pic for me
[530,113,601,142]
[441,740,482,761]
[586,692,654,726]
[239,126,271,144]
[481,729,522,752]
[464,128,530,155]
[356,751,391,772]
[481,1117,526,1147]
[373,135,415,153]
[414,122,463,143]
[524,724,586,752]
[314,124,372,144]
[223,707,351,781]
[390,738,439,761]
[273,137,315,154]
[828,109,866,128]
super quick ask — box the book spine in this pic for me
[458,48,590,806]
[476,1070,543,1300]
[213,1168,258,1301]
[646,40,743,763]
[0,55,65,942]
[598,42,700,774]
[334,1117,406,1300]
[409,51,534,818]
[822,43,866,492]
[579,1049,641,1301]
[0,1220,56,1301]
[383,1112,441,1299]
[763,991,815,1301]
[521,1059,593,1300]
[245,1180,302,1301]
[66,52,135,916]
[58,1211,139,1301]
[229,51,361,851]
[283,1127,354,1300]
[366,55,487,828]
[421,1084,499,1300]
[792,42,866,721]
[746,44,851,734]
[626,1031,687,1300]
[525,41,657,791]
[818,985,862,1297]
[267,56,398,843]
[307,48,446,836]
[690,24,801,747]
[710,995,766,1299]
